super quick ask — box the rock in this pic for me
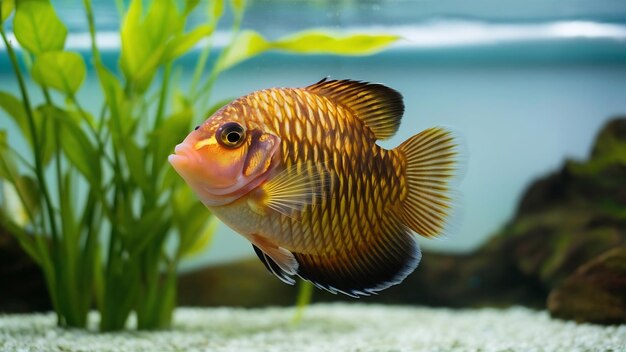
[517,118,626,214]
[548,247,626,324]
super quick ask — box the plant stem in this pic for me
[83,0,101,64]
[292,280,314,325]
[194,7,245,108]
[1,28,66,326]
[188,38,212,98]
[69,94,115,168]
[0,30,59,244]
[154,62,171,130]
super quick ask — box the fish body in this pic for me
[169,79,461,296]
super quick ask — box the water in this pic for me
[1,0,626,269]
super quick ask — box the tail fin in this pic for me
[396,127,463,238]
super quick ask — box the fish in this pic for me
[169,78,462,297]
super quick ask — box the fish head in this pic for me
[169,112,281,206]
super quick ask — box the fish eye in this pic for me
[216,122,246,148]
[194,125,200,131]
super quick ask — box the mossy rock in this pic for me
[548,247,626,324]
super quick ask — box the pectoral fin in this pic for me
[259,162,331,217]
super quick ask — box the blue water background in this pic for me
[1,1,626,269]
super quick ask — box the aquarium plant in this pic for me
[0,0,397,331]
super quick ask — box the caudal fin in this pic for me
[396,127,463,238]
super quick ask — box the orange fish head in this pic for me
[169,115,280,206]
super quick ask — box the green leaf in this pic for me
[1,0,15,23]
[123,139,149,192]
[45,106,101,187]
[67,108,96,129]
[95,65,134,138]
[181,215,217,258]
[0,92,30,145]
[13,0,67,55]
[208,0,224,25]
[0,140,40,223]
[95,65,127,120]
[184,0,201,15]
[124,206,170,255]
[61,126,100,187]
[214,30,269,73]
[163,24,213,62]
[274,30,399,55]
[14,175,40,223]
[33,106,55,166]
[0,94,53,166]
[0,130,15,181]
[173,187,214,257]
[120,0,184,92]
[58,169,78,245]
[214,30,398,75]
[31,51,86,95]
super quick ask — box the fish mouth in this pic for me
[167,141,276,206]
[168,143,246,194]
[167,143,195,176]
[168,143,194,169]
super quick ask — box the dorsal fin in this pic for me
[305,78,404,140]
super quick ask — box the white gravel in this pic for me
[1,303,624,352]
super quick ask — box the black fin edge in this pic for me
[293,237,422,298]
[252,231,422,298]
[252,244,295,285]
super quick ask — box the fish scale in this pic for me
[260,88,400,256]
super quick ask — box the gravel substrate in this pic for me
[1,303,624,352]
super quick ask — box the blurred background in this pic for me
[1,0,625,323]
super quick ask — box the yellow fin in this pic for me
[261,162,330,218]
[396,127,463,238]
[305,78,404,140]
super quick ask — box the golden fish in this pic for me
[169,79,462,296]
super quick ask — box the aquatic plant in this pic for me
[0,0,397,331]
